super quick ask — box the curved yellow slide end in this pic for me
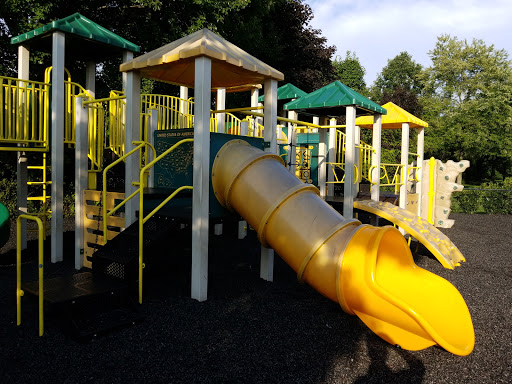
[212,140,474,355]
[339,225,474,355]
[354,200,465,269]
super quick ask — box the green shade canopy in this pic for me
[258,83,308,102]
[11,13,140,60]
[283,81,386,116]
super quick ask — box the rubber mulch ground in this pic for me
[0,213,510,383]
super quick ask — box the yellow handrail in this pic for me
[137,138,194,303]
[17,214,45,336]
[102,141,156,244]
[428,157,436,224]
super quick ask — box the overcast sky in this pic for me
[306,0,512,85]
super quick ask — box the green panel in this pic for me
[0,202,10,248]
[258,83,308,102]
[209,133,264,218]
[283,81,386,114]
[11,13,140,52]
[153,129,264,219]
[154,129,194,189]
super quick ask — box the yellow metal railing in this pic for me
[0,75,50,151]
[137,138,193,303]
[326,163,360,184]
[102,141,156,243]
[17,214,45,336]
[106,90,126,157]
[141,94,193,133]
[376,163,405,192]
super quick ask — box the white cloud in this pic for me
[306,0,512,84]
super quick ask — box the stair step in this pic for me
[22,272,128,305]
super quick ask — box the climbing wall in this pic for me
[421,159,470,228]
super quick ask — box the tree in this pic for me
[0,0,336,96]
[420,35,512,182]
[332,51,367,95]
[370,51,423,116]
[222,0,336,93]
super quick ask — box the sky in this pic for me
[306,0,512,85]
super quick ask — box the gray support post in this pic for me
[75,97,89,270]
[399,123,410,211]
[328,118,337,196]
[416,127,425,217]
[17,44,29,250]
[260,79,278,282]
[240,121,249,136]
[85,61,96,98]
[288,110,298,175]
[148,109,159,188]
[343,106,356,219]
[238,221,247,239]
[318,128,327,197]
[191,56,211,302]
[371,114,382,202]
[51,31,65,263]
[263,79,278,154]
[122,51,133,90]
[216,88,226,133]
[354,125,361,197]
[251,88,261,136]
[180,86,189,128]
[124,69,141,227]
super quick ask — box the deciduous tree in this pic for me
[420,35,512,182]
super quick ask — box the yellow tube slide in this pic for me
[212,140,474,356]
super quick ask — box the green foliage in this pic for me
[332,51,367,95]
[371,51,423,105]
[0,177,17,216]
[451,178,512,214]
[0,0,336,96]
[451,190,481,214]
[420,35,512,183]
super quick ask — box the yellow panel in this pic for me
[356,102,428,129]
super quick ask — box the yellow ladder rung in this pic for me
[28,165,45,170]
[27,181,51,186]
[27,197,47,201]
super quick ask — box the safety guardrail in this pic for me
[0,75,50,151]
[16,214,45,336]
[326,162,359,184]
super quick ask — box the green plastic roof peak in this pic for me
[258,83,308,102]
[11,13,140,54]
[283,81,386,115]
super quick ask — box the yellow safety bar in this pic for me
[137,138,194,303]
[16,214,45,336]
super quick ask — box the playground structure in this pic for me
[1,15,474,355]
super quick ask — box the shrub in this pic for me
[451,179,512,214]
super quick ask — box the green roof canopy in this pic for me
[283,81,386,116]
[11,13,140,60]
[258,83,308,102]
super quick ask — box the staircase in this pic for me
[21,189,193,340]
